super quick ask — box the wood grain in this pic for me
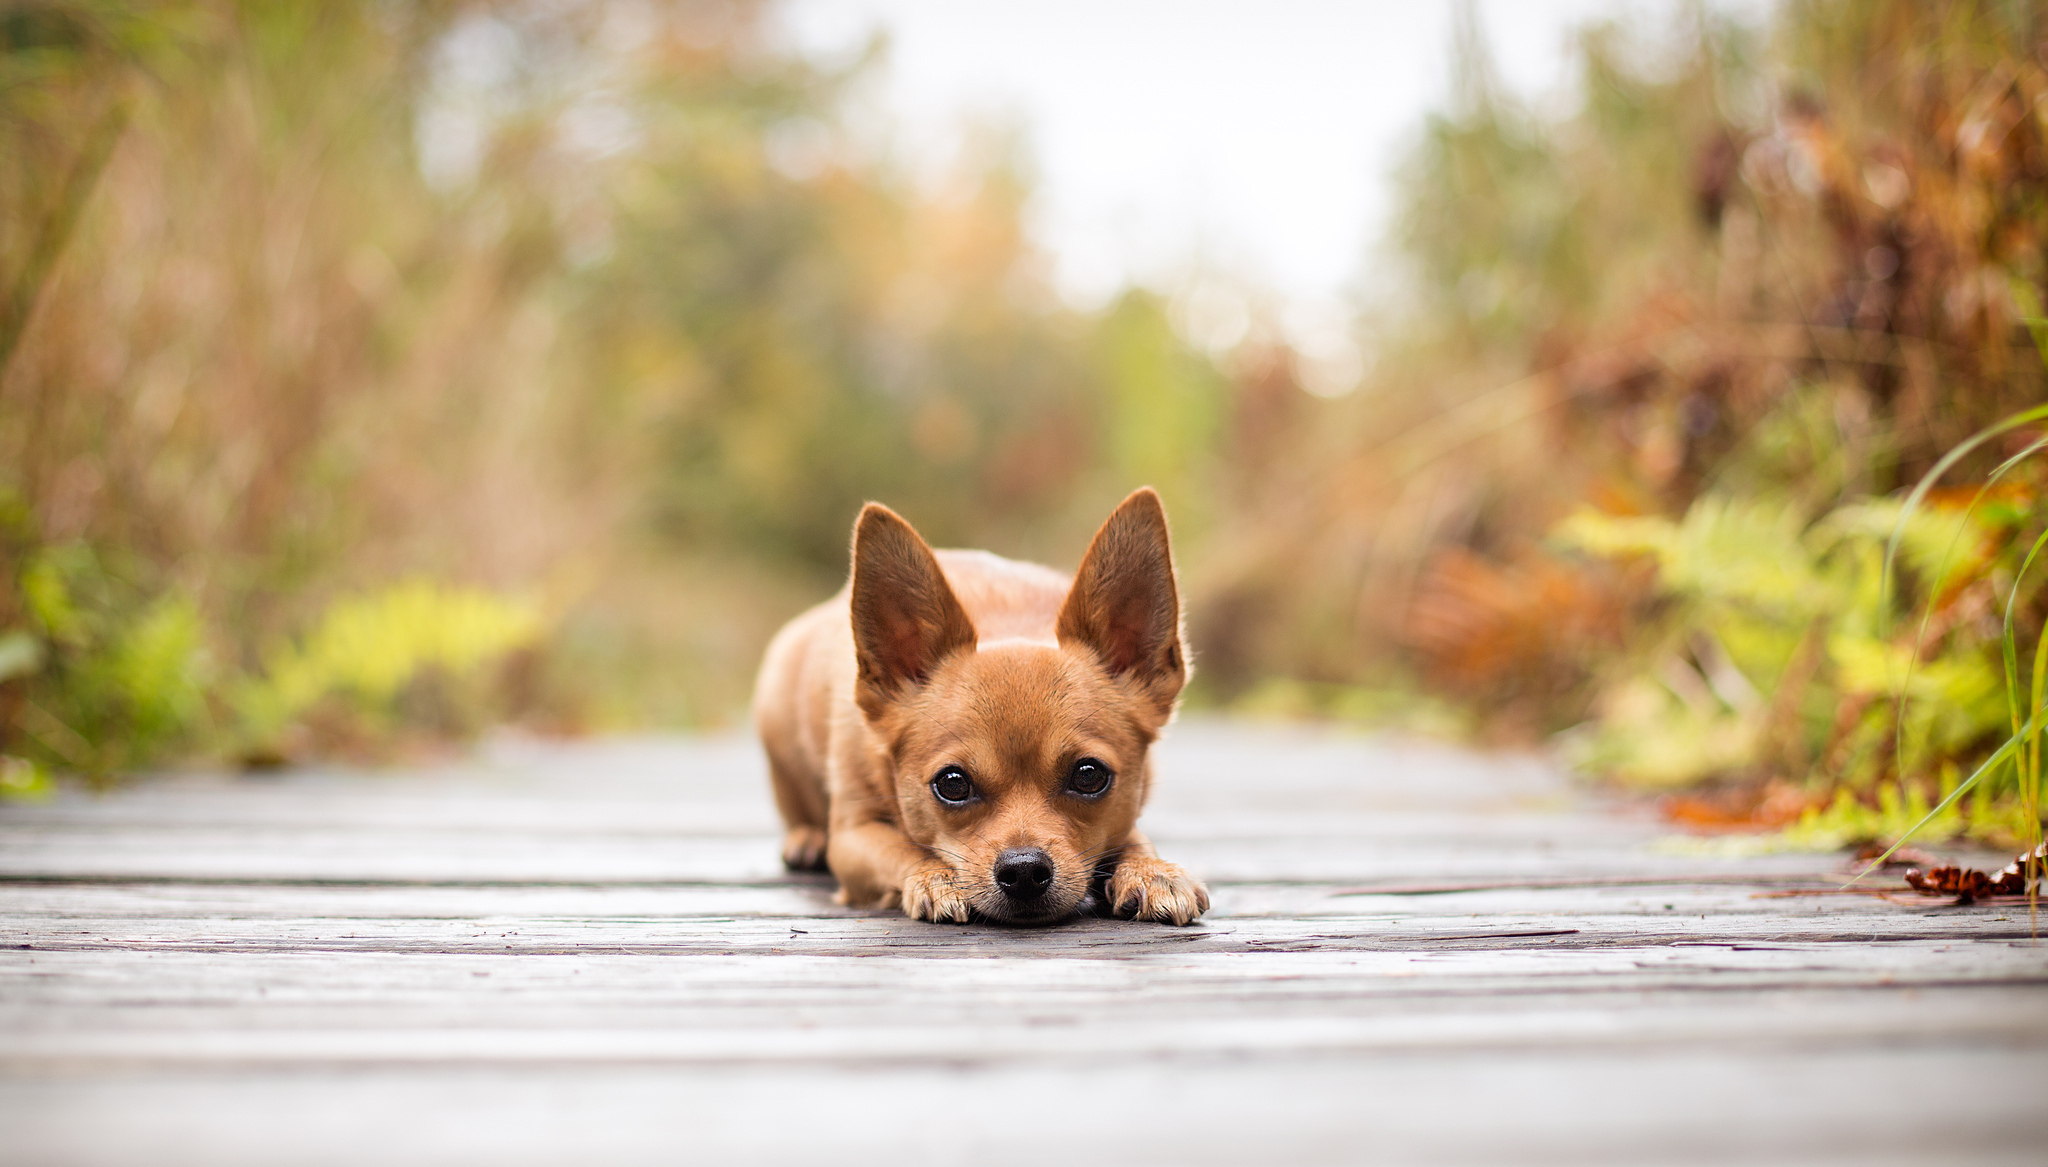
[2,721,2043,1166]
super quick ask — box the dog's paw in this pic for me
[781,826,829,872]
[1107,855,1209,925]
[901,865,975,924]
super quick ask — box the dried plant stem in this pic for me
[1,97,128,379]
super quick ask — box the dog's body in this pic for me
[752,489,1208,925]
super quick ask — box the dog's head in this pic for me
[850,488,1187,924]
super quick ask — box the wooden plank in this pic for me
[7,906,2045,955]
[7,981,2045,1067]
[3,723,2044,1166]
[0,878,1997,921]
[5,1047,2042,1167]
[6,944,2046,1031]
[0,826,1856,884]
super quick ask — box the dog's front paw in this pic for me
[901,864,975,924]
[1107,855,1209,925]
[781,826,828,872]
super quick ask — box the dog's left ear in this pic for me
[850,503,978,721]
[1057,487,1188,719]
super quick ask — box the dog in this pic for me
[751,487,1209,925]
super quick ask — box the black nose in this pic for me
[993,847,1054,901]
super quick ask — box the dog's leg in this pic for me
[761,742,831,872]
[754,621,833,873]
[827,820,972,923]
[765,756,830,873]
[1105,829,1209,925]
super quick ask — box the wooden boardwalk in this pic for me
[3,720,2044,1165]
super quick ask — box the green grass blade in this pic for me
[1893,476,2000,776]
[2009,277,2048,366]
[2029,628,2047,810]
[1991,435,2048,483]
[1880,411,2048,789]
[1999,527,2048,762]
[1845,706,2043,886]
[1883,404,2048,607]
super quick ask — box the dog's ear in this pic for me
[1057,487,1187,718]
[850,503,977,720]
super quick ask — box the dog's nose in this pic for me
[993,847,1055,901]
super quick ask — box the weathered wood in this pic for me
[3,721,2044,1165]
[0,837,1864,884]
[0,877,2007,919]
[6,1047,2043,1167]
[5,900,2042,953]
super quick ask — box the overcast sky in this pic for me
[773,0,1771,389]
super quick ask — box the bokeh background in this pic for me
[4,0,2045,849]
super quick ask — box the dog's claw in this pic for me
[901,865,975,924]
[1107,856,1209,925]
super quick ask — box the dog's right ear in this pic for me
[1057,487,1187,720]
[850,503,976,720]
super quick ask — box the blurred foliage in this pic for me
[1553,484,2013,794]
[0,0,1237,778]
[1779,773,2040,852]
[4,0,2045,863]
[1243,0,2048,849]
[233,580,545,757]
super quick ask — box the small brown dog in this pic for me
[752,488,1208,925]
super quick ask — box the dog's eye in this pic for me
[930,766,976,805]
[1066,757,1112,797]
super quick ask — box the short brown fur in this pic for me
[752,488,1209,924]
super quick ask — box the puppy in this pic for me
[752,488,1208,925]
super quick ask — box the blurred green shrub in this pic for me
[4,539,211,776]
[235,580,545,755]
[2,530,543,779]
[1555,487,2011,795]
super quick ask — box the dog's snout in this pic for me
[993,847,1054,901]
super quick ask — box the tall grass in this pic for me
[1846,400,2048,895]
